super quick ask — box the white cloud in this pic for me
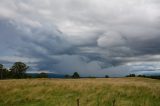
[0,56,39,63]
[97,31,126,48]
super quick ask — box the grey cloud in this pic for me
[0,0,160,76]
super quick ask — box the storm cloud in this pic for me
[0,0,160,76]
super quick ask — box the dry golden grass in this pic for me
[0,78,159,106]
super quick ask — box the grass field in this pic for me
[0,78,159,106]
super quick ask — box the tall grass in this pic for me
[0,78,159,106]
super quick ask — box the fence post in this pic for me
[112,99,116,106]
[77,98,80,106]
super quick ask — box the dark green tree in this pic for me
[72,72,80,78]
[0,64,4,79]
[10,62,29,78]
[126,74,136,77]
[105,75,109,78]
[0,64,10,79]
[3,68,10,79]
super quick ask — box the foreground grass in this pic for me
[0,78,159,106]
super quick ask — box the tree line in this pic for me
[0,62,110,79]
[0,62,29,79]
[126,74,160,79]
[64,72,80,78]
[0,62,83,79]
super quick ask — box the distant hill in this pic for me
[27,73,65,78]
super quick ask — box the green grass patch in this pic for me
[0,78,159,106]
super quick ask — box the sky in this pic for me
[0,0,160,77]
